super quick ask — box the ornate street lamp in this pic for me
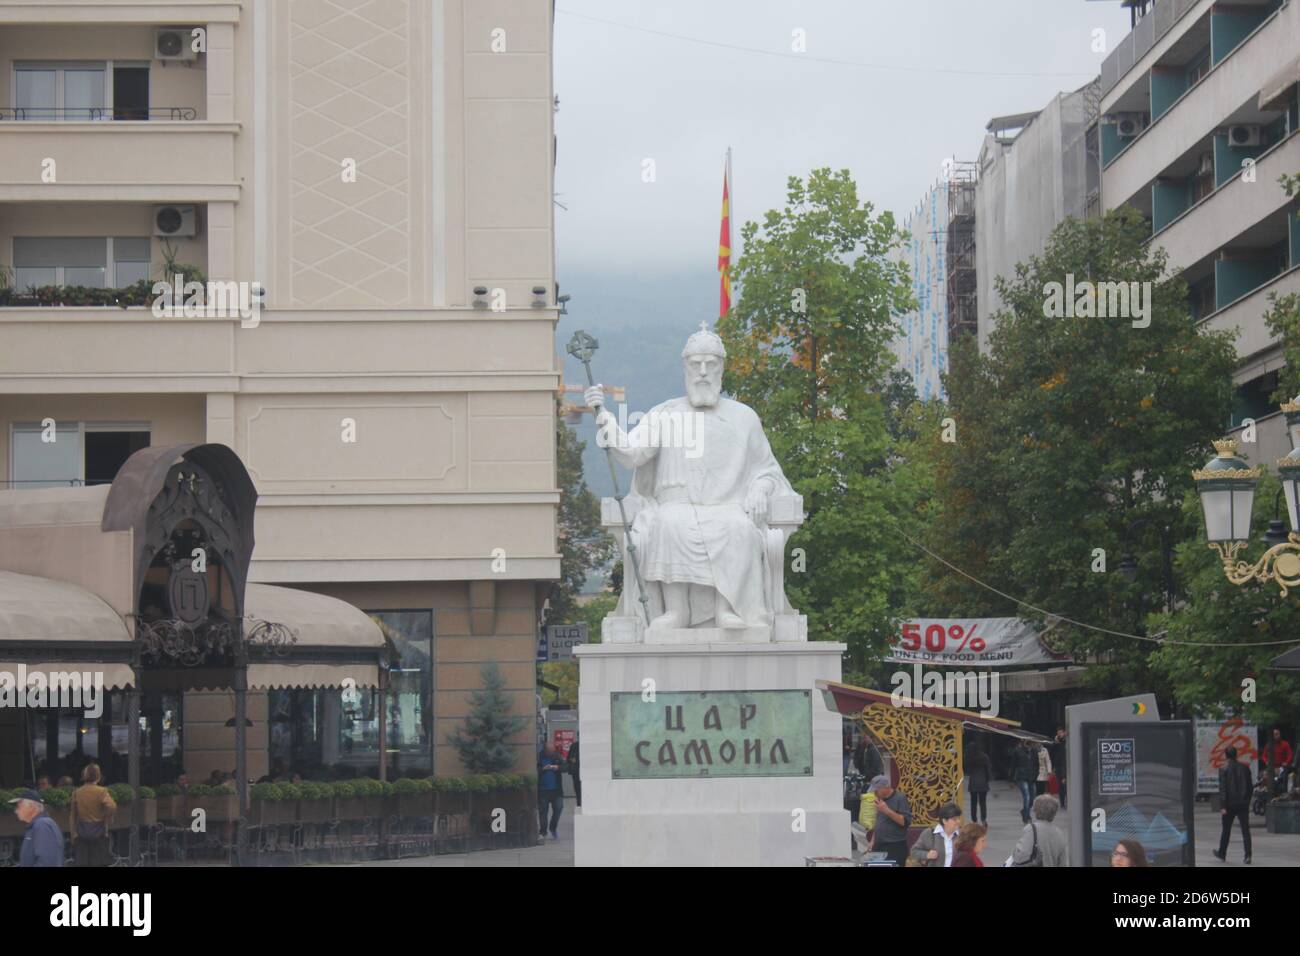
[1194,436,1300,596]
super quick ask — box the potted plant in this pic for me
[249,782,286,826]
[355,777,387,818]
[298,781,334,824]
[332,780,365,821]
[154,783,185,822]
[41,786,73,834]
[107,784,134,830]
[392,777,433,819]
[1266,793,1300,834]
[0,789,25,838]
[0,264,12,307]
[137,786,157,827]
[187,783,238,823]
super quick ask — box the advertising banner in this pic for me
[886,618,1071,667]
[1195,716,1258,794]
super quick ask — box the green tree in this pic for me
[446,662,529,772]
[550,402,613,623]
[718,168,921,668]
[927,209,1239,697]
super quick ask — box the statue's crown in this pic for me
[682,321,726,359]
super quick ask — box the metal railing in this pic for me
[1100,0,1202,97]
[0,106,198,122]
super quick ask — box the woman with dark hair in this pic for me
[964,742,991,824]
[952,822,988,867]
[1110,838,1148,867]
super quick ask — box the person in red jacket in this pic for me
[1263,728,1294,795]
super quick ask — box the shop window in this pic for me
[369,611,433,770]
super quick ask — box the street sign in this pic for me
[544,623,588,662]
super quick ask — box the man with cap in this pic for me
[866,774,912,866]
[9,789,65,867]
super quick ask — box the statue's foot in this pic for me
[649,608,688,629]
[716,609,746,630]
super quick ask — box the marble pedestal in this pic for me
[573,641,848,867]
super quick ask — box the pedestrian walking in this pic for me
[1051,727,1068,809]
[1012,739,1038,824]
[951,822,987,867]
[1213,744,1253,864]
[8,789,64,867]
[1011,794,1068,867]
[1110,837,1148,867]
[537,742,565,841]
[68,762,116,867]
[909,801,962,867]
[565,738,581,808]
[964,741,991,824]
[1035,743,1053,797]
[864,774,912,866]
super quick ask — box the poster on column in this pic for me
[886,618,1072,667]
[1195,716,1258,794]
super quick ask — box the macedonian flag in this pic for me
[718,152,732,318]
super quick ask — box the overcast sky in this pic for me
[553,0,1134,275]
[552,1,1138,500]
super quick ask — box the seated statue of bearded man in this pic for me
[585,325,793,631]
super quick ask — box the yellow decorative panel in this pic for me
[860,702,964,830]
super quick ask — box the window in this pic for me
[13,237,151,291]
[10,422,149,488]
[12,61,151,121]
[14,62,106,120]
[369,611,433,764]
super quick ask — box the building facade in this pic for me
[1097,0,1300,464]
[891,163,977,401]
[975,86,1100,352]
[0,0,559,782]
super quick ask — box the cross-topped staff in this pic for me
[566,330,652,626]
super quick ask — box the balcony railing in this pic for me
[0,106,197,122]
[1100,0,1201,97]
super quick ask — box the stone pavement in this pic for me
[346,785,1298,867]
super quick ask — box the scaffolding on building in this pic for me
[945,161,979,342]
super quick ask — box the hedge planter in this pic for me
[437,791,469,815]
[0,814,26,838]
[299,799,334,824]
[395,793,433,819]
[189,793,238,823]
[156,795,186,822]
[362,796,386,819]
[336,797,367,821]
[1266,801,1300,834]
[249,800,292,827]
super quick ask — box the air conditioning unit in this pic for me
[1227,124,1262,147]
[1115,115,1141,138]
[154,27,198,61]
[1197,153,1214,176]
[154,205,197,238]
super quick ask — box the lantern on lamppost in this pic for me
[1194,437,1300,596]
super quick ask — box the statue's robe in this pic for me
[606,396,792,628]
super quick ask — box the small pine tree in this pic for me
[446,662,529,772]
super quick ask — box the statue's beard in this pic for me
[687,379,721,407]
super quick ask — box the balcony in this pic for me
[1102,0,1296,209]
[0,119,238,201]
[1147,131,1300,271]
[1199,265,1300,365]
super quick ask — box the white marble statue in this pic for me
[585,324,797,634]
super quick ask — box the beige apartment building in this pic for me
[0,0,559,783]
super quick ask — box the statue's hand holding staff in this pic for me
[584,384,612,424]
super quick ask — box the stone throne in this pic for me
[599,491,808,644]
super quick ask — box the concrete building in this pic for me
[975,85,1100,351]
[1097,0,1300,464]
[0,0,559,783]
